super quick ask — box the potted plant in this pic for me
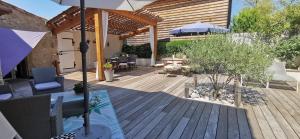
[73,81,90,95]
[104,62,114,82]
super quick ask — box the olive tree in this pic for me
[185,35,273,99]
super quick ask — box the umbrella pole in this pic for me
[76,1,112,138]
[79,0,90,135]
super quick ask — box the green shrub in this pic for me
[122,43,152,58]
[165,40,192,56]
[122,40,192,59]
[275,36,300,62]
[185,35,273,98]
[157,41,168,57]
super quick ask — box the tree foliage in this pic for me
[185,35,273,96]
[232,0,289,41]
[275,35,300,61]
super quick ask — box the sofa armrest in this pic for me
[28,80,38,95]
[50,96,63,137]
[56,76,64,90]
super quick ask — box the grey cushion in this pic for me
[0,93,12,100]
[32,68,56,84]
[35,82,61,91]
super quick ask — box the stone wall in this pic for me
[0,1,58,76]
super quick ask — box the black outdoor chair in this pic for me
[127,54,137,69]
[118,56,129,71]
[0,94,64,139]
[29,67,64,95]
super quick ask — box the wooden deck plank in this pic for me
[252,105,276,139]
[216,105,228,139]
[227,107,240,139]
[273,89,300,115]
[282,90,300,111]
[168,117,190,139]
[259,105,287,139]
[203,104,220,139]
[268,89,300,125]
[266,97,299,139]
[192,103,213,139]
[132,112,167,139]
[180,102,206,139]
[135,99,186,139]
[237,108,252,139]
[124,77,185,121]
[264,89,300,137]
[168,101,199,139]
[144,99,186,139]
[244,105,264,139]
[157,100,193,139]
[117,77,177,121]
[125,80,188,137]
[123,78,188,133]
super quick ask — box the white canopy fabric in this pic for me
[12,30,47,49]
[149,26,155,66]
[52,0,156,11]
[102,10,109,48]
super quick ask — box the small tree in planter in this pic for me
[104,62,114,82]
[185,35,273,105]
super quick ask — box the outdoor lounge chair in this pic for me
[266,61,298,92]
[0,83,13,100]
[29,67,64,95]
[0,95,64,139]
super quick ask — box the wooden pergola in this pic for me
[47,7,161,81]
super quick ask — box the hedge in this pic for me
[165,40,193,56]
[122,40,193,58]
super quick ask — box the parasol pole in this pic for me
[79,0,90,135]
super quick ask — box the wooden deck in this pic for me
[14,67,300,139]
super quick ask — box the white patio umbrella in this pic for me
[51,0,157,138]
[52,0,155,11]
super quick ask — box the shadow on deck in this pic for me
[7,67,300,139]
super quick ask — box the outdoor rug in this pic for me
[61,90,124,139]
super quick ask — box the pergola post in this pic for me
[150,25,158,66]
[153,25,158,63]
[94,10,105,81]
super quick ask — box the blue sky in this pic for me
[2,0,69,20]
[3,0,246,20]
[232,0,247,18]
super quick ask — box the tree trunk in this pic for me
[193,75,198,89]
[234,76,241,107]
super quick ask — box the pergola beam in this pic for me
[49,9,96,35]
[119,27,150,40]
[105,10,157,26]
